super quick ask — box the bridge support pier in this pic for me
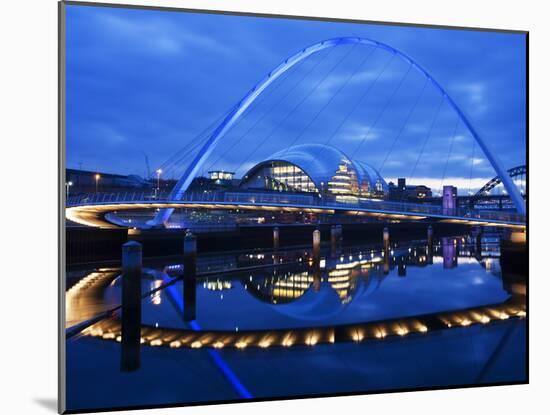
[383,227,390,275]
[427,225,434,263]
[273,226,280,250]
[273,226,280,264]
[501,229,527,288]
[427,225,434,264]
[183,231,197,322]
[383,227,390,251]
[312,229,321,261]
[331,225,342,257]
[476,231,482,254]
[121,241,142,372]
[312,229,321,291]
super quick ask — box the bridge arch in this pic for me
[151,36,525,226]
[475,164,527,197]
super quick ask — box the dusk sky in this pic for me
[65,4,526,194]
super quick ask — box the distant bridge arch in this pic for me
[150,36,526,226]
[475,164,527,197]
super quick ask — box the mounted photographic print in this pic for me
[59,1,528,413]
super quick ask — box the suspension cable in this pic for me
[202,49,328,174]
[324,51,394,147]
[158,60,302,179]
[438,115,461,196]
[408,95,445,182]
[231,45,347,176]
[467,135,477,195]
[378,77,429,174]
[157,104,238,177]
[283,44,376,149]
[350,63,413,159]
[270,43,361,160]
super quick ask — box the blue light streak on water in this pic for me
[162,275,253,399]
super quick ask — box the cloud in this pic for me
[66,5,526,179]
[91,9,230,57]
[338,122,383,142]
[449,81,489,115]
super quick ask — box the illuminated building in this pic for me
[65,168,151,193]
[442,185,458,211]
[388,177,433,201]
[209,170,234,182]
[240,144,388,201]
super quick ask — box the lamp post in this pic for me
[156,168,162,198]
[65,181,73,199]
[95,174,100,194]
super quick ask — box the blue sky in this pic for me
[65,4,526,194]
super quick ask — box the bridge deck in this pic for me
[66,191,526,229]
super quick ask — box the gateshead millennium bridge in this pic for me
[67,189,525,229]
[66,37,527,230]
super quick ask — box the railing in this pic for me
[67,191,171,206]
[67,191,526,224]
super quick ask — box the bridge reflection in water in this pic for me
[67,234,525,347]
[65,232,526,409]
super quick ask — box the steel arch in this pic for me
[151,36,526,226]
[475,164,527,197]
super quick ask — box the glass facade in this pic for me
[240,144,388,200]
[241,161,318,193]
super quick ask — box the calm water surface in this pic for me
[65,233,526,411]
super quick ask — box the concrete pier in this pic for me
[312,229,321,262]
[427,225,434,264]
[383,251,390,275]
[183,231,197,321]
[501,230,527,286]
[383,227,390,274]
[312,266,322,292]
[383,227,390,251]
[331,225,342,257]
[475,231,483,254]
[121,241,142,372]
[273,226,280,250]
[312,229,321,291]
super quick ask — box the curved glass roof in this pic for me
[355,160,389,192]
[243,143,387,193]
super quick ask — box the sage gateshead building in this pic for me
[239,144,388,201]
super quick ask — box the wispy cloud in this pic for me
[66,5,526,178]
[450,81,488,115]
[95,11,230,57]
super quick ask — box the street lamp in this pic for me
[95,174,100,193]
[156,168,162,198]
[65,181,73,199]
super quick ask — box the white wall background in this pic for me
[0,0,546,414]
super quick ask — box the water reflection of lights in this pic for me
[70,238,525,349]
[151,280,163,305]
[205,280,232,291]
[81,301,526,350]
[66,271,118,327]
